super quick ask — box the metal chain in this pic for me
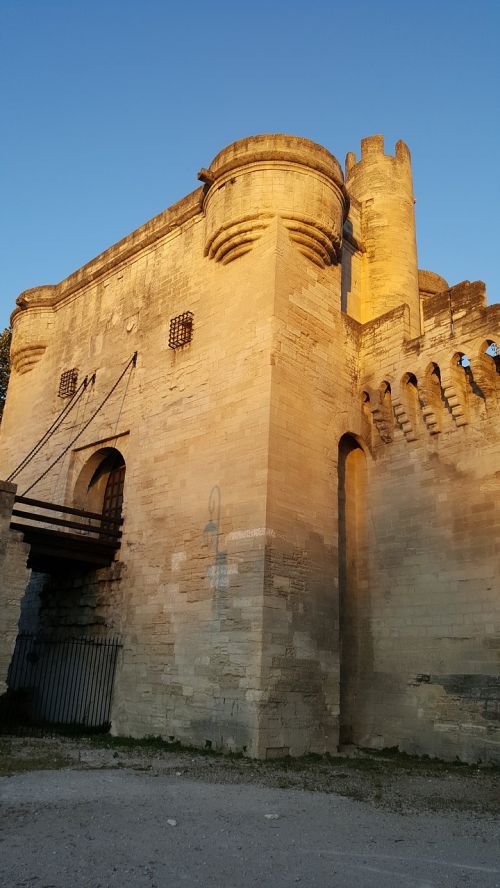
[22,353,137,497]
[7,375,93,482]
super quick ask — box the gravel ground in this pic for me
[0,735,499,887]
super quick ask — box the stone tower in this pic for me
[0,133,499,764]
[345,135,420,336]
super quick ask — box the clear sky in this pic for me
[0,0,499,329]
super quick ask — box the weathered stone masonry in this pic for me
[0,133,498,761]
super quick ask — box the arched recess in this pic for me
[338,433,370,746]
[73,447,126,522]
[400,372,420,440]
[379,381,394,442]
[419,362,444,434]
[402,372,419,410]
[451,350,483,403]
[360,391,372,447]
[484,340,500,363]
[473,339,500,399]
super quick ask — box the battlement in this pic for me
[345,135,411,176]
[344,133,419,336]
[360,278,499,446]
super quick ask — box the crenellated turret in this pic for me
[345,135,420,337]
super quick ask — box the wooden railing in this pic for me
[10,496,123,572]
[11,495,123,542]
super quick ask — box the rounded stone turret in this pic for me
[418,269,449,298]
[345,135,420,336]
[10,286,56,374]
[200,134,348,268]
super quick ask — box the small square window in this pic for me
[169,312,193,349]
[59,368,78,398]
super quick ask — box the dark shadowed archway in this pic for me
[338,434,369,746]
[73,447,126,523]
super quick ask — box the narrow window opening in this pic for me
[485,340,500,373]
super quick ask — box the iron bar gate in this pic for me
[2,633,122,733]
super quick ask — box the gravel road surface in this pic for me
[1,765,499,888]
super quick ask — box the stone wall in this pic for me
[0,203,274,751]
[0,481,30,694]
[0,132,498,762]
[18,564,124,637]
[0,136,350,755]
[346,136,420,337]
[257,220,359,757]
[355,282,500,762]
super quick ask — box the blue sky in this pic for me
[0,0,499,329]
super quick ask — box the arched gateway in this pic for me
[74,447,126,527]
[338,434,370,747]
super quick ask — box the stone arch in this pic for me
[399,372,420,440]
[73,447,126,519]
[483,338,500,361]
[401,372,419,404]
[380,380,394,442]
[360,391,373,448]
[418,362,444,435]
[450,350,472,379]
[338,433,370,746]
[401,370,418,389]
[450,350,483,404]
[472,338,500,400]
[340,427,371,458]
[15,447,127,642]
[366,381,393,444]
[452,349,471,368]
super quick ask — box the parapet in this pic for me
[421,279,489,334]
[8,286,57,374]
[205,134,345,185]
[418,270,449,299]
[200,134,349,268]
[345,135,412,176]
[10,189,204,329]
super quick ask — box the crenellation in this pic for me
[360,134,385,158]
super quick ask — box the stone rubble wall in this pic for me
[0,482,31,694]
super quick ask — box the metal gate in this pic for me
[2,633,121,733]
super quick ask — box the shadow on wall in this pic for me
[203,484,228,618]
[340,221,353,312]
[338,433,372,747]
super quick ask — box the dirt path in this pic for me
[1,736,499,887]
[1,734,499,815]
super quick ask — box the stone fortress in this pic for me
[0,133,499,762]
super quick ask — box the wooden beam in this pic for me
[15,495,123,525]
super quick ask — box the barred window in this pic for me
[169,312,193,349]
[58,368,78,398]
